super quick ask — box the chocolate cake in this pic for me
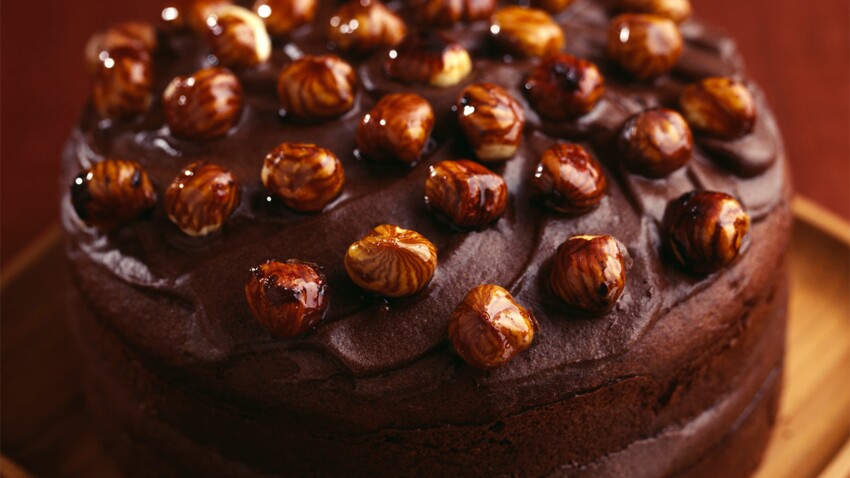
[62,0,793,476]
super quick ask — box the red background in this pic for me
[2,0,848,268]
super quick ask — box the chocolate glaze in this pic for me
[63,0,792,474]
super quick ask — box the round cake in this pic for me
[62,0,793,476]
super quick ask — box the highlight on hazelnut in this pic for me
[607,13,682,80]
[356,93,435,164]
[424,160,508,229]
[327,0,407,53]
[530,0,575,13]
[489,6,564,58]
[551,234,630,313]
[663,191,751,273]
[679,77,757,140]
[245,259,329,338]
[344,224,438,298]
[204,5,271,68]
[70,159,157,231]
[84,21,157,74]
[253,0,317,37]
[92,47,154,119]
[414,0,496,26]
[448,284,537,370]
[531,143,606,214]
[456,83,526,162]
[523,53,605,121]
[614,0,691,23]
[619,108,693,178]
[163,67,244,140]
[187,0,232,32]
[384,31,472,87]
[277,54,356,119]
[261,143,345,212]
[165,162,241,236]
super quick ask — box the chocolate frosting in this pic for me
[62,0,789,430]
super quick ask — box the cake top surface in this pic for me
[64,0,788,424]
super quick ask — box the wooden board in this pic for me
[2,198,848,478]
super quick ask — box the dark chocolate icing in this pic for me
[62,0,789,433]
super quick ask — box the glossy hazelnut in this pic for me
[262,143,345,212]
[344,224,438,298]
[523,53,605,121]
[70,159,157,231]
[84,21,157,74]
[163,67,243,140]
[165,162,240,236]
[448,284,537,370]
[187,0,232,32]
[620,108,693,178]
[245,260,329,338]
[356,93,435,164]
[425,160,508,229]
[205,5,271,68]
[531,143,606,214]
[253,0,316,36]
[327,0,407,53]
[680,77,757,140]
[92,47,153,119]
[551,235,629,313]
[663,191,750,273]
[530,0,575,13]
[384,31,472,87]
[415,0,496,25]
[456,83,525,162]
[607,14,682,80]
[614,0,691,23]
[277,55,356,119]
[490,6,564,58]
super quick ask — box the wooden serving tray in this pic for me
[2,197,848,478]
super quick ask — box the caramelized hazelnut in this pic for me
[620,108,693,178]
[84,21,157,74]
[277,55,356,120]
[163,67,244,140]
[490,6,564,58]
[356,93,435,164]
[262,143,345,212]
[607,14,682,80]
[530,0,575,13]
[70,159,157,231]
[456,83,525,162]
[448,284,537,370]
[187,0,232,32]
[531,143,606,213]
[384,31,472,87]
[680,77,757,140]
[205,5,271,68]
[253,0,316,36]
[92,47,153,119]
[415,0,496,25]
[327,0,407,53]
[344,224,438,298]
[614,0,691,23]
[425,160,508,228]
[165,162,240,236]
[551,235,629,313]
[245,260,329,338]
[663,191,750,273]
[523,53,605,121]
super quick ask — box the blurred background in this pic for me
[1,0,848,270]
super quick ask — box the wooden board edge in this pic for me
[819,438,850,478]
[0,224,62,291]
[793,196,850,247]
[0,456,35,478]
